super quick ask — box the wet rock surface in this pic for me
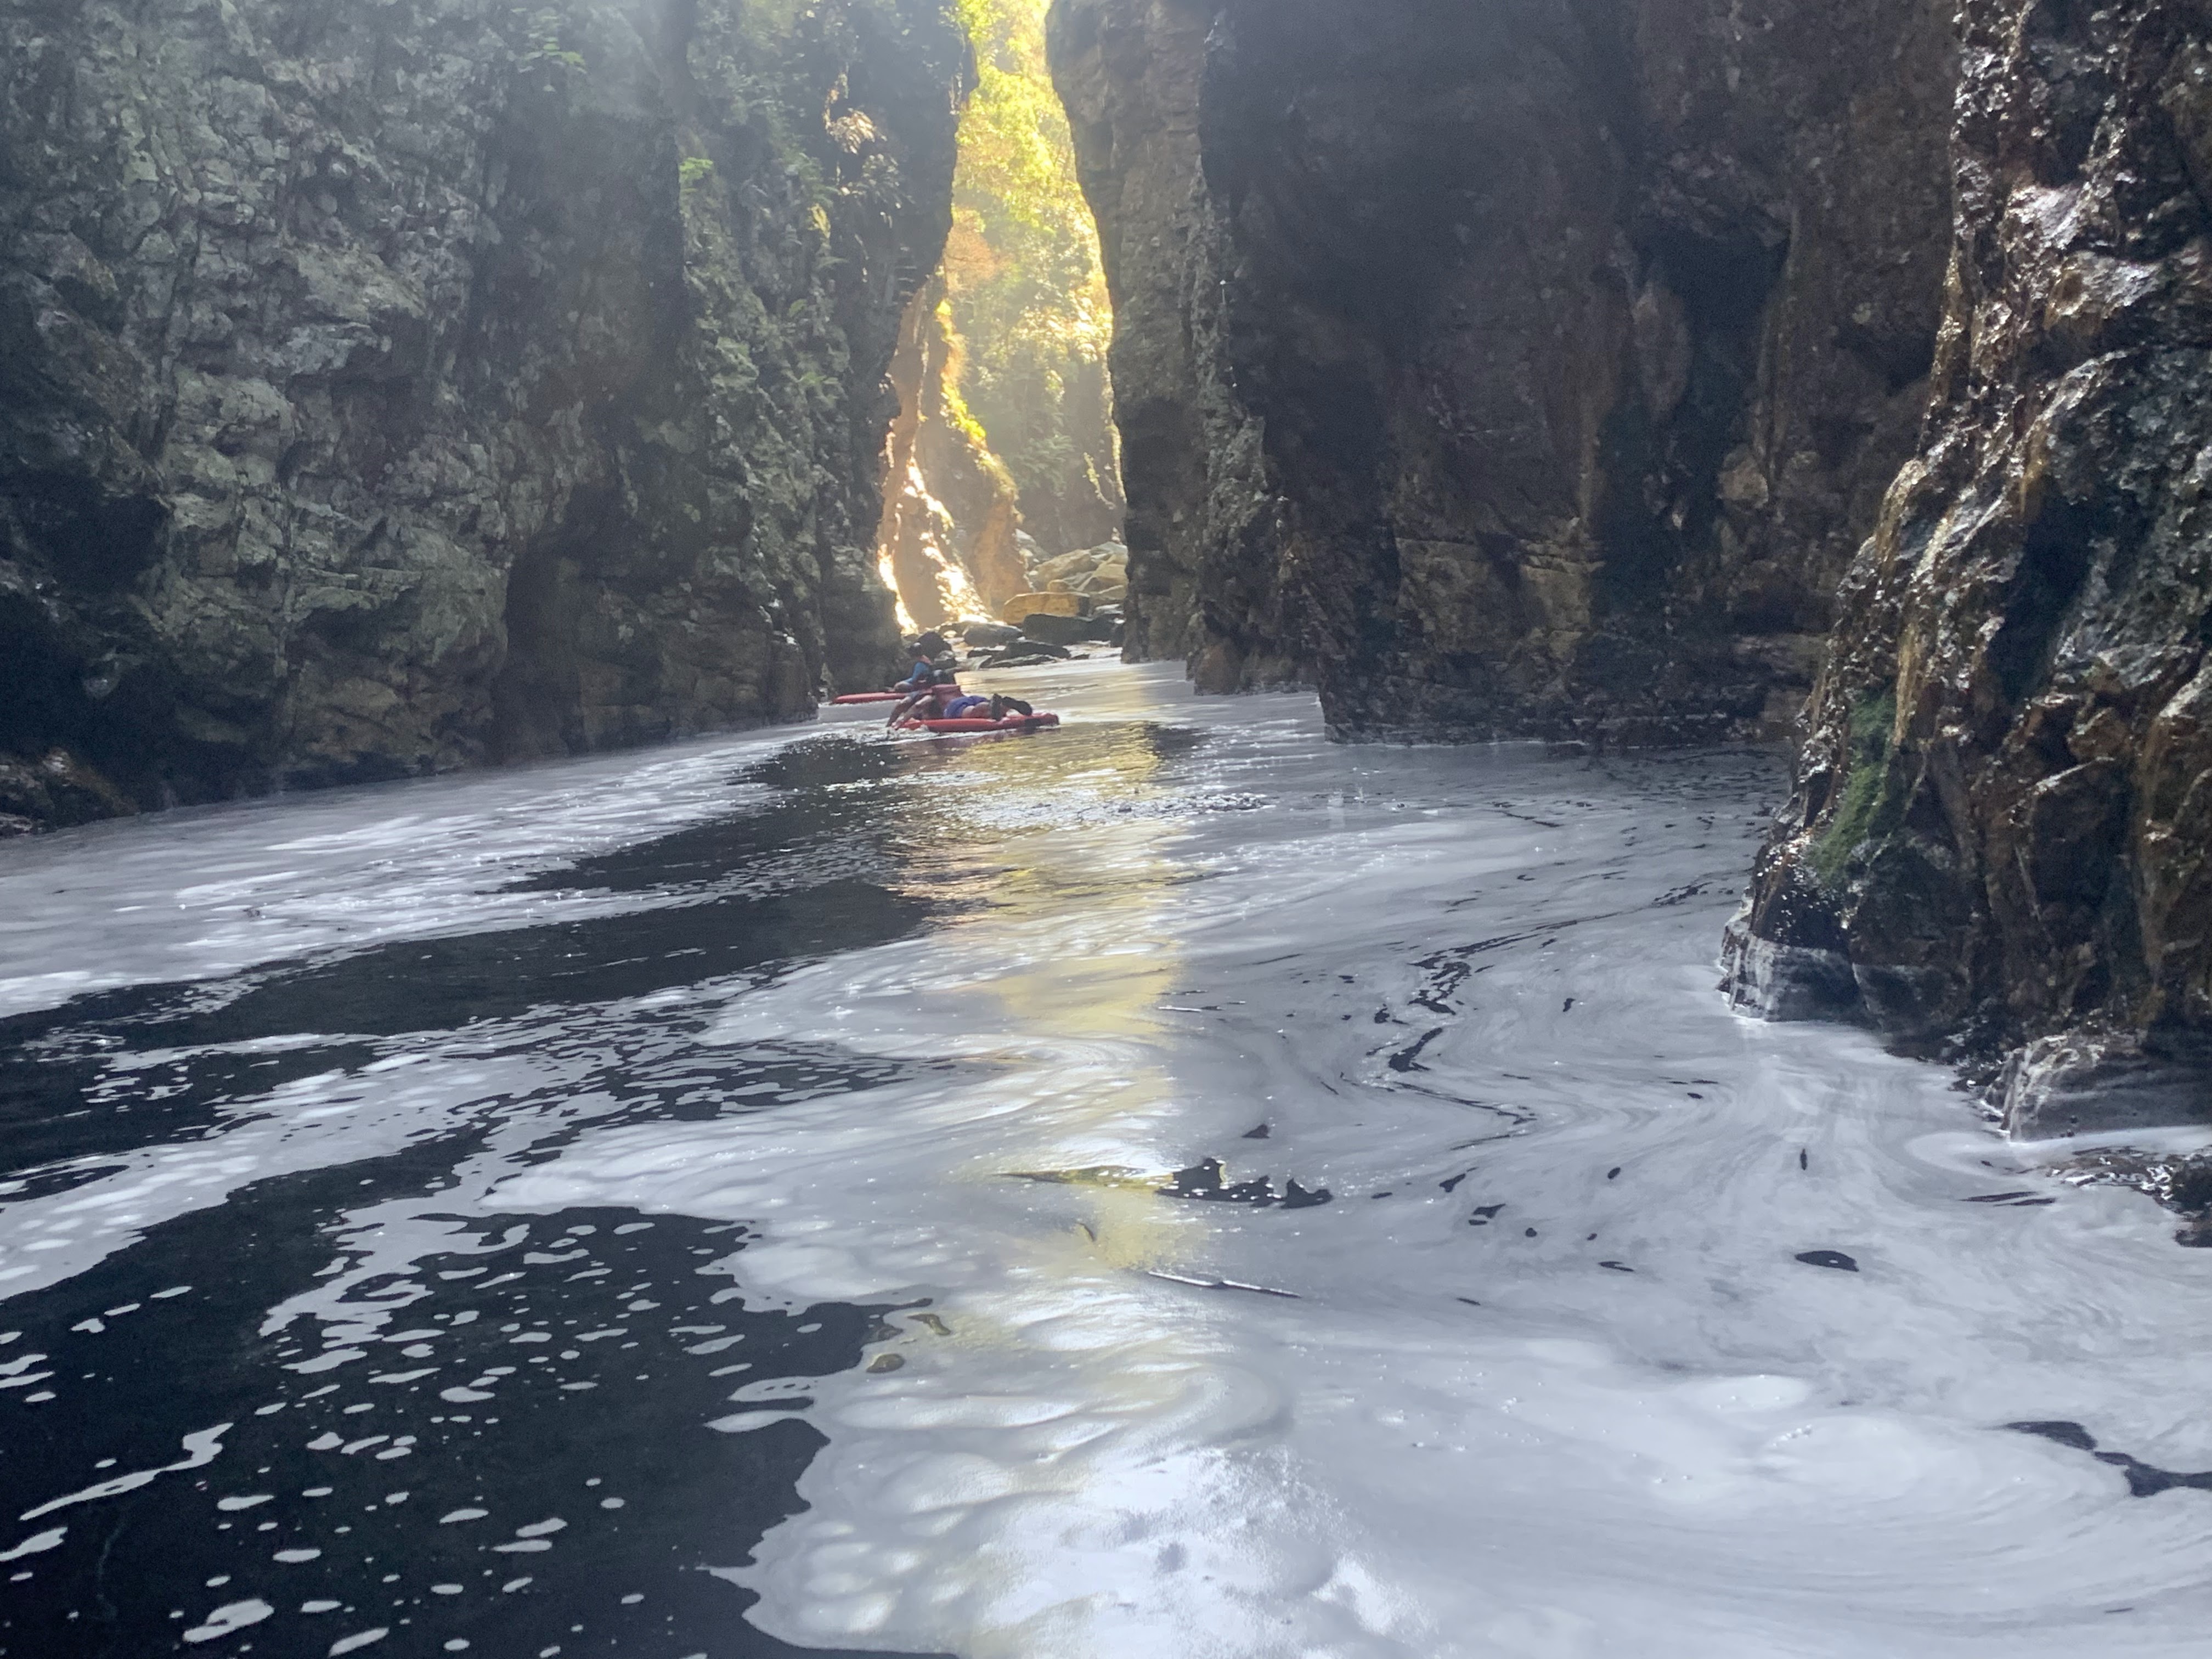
[1729,2,2212,1131]
[1050,0,1957,735]
[0,0,967,828]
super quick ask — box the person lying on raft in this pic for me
[910,693,1034,724]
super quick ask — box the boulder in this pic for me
[1000,591,1088,622]
[981,640,1074,665]
[1019,612,1096,647]
[951,620,1023,647]
[1035,550,1097,584]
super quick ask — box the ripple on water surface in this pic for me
[6,665,2212,1659]
[0,720,1073,1657]
[0,1141,910,1657]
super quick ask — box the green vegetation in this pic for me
[945,0,1116,541]
[679,155,716,190]
[935,303,995,453]
[521,7,587,76]
[1810,688,1902,889]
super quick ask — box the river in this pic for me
[2,660,2209,1659]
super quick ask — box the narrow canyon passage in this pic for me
[3,663,2209,1658]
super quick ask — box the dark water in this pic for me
[9,670,2212,1659]
[0,715,1195,1658]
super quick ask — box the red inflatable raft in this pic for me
[832,690,960,708]
[896,713,1060,734]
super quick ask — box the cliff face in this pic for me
[1048,0,1214,666]
[1729,1,2212,1135]
[1059,0,2212,1133]
[0,0,966,829]
[1051,0,1957,731]
[877,275,1027,628]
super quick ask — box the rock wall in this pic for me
[1048,0,1216,668]
[0,0,966,830]
[1729,0,2212,1135]
[876,276,1026,630]
[1058,0,2212,1131]
[1050,0,1959,731]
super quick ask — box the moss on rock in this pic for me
[0,0,968,825]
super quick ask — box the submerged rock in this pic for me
[0,0,968,826]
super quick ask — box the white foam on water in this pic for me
[0,723,806,1018]
[0,1525,65,1561]
[5,659,2211,1655]
[20,1424,233,1522]
[182,1596,273,1643]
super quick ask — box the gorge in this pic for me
[7,3,2212,1652]
[7,0,2212,1148]
[1050,0,2212,1136]
[6,0,2209,1175]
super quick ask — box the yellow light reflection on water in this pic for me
[910,681,1207,1288]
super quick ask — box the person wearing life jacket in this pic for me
[890,631,955,694]
[921,693,1034,724]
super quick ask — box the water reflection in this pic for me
[9,664,2212,1659]
[0,1141,893,1656]
[0,667,1227,1656]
